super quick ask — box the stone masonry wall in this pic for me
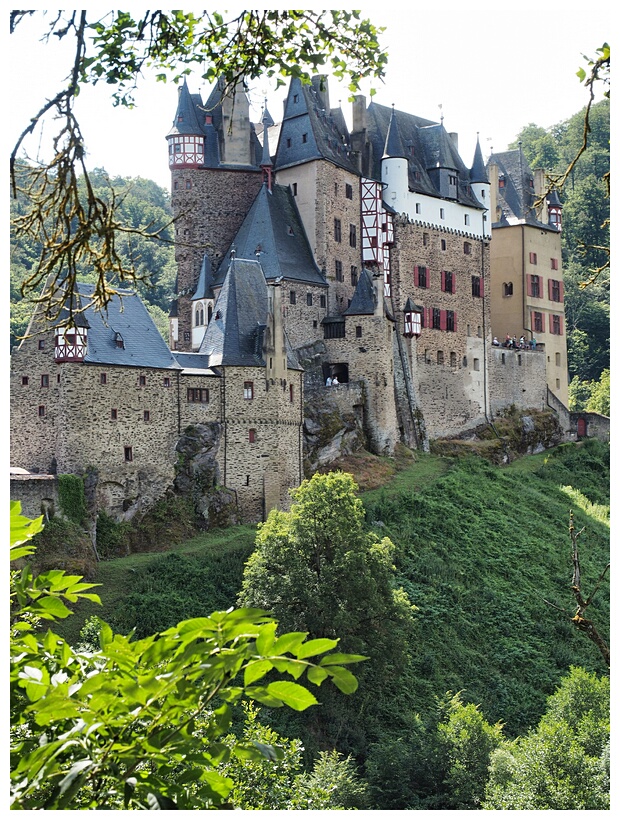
[282,281,329,350]
[220,366,303,521]
[171,167,263,350]
[488,346,548,417]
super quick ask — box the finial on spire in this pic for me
[439,103,443,125]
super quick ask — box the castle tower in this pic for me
[381,106,409,213]
[167,78,263,351]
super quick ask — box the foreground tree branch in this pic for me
[545,510,610,667]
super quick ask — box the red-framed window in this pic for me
[550,314,564,335]
[441,271,455,293]
[187,388,209,403]
[549,279,564,302]
[551,257,559,270]
[414,266,429,288]
[529,252,538,264]
[527,275,541,298]
[532,311,545,333]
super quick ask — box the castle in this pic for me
[10,74,572,525]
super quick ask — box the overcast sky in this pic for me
[6,3,609,191]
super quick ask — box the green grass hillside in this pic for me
[56,439,609,740]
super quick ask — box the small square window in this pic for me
[464,242,472,255]
[302,133,308,143]
[100,373,107,385]
[464,214,470,225]
[249,428,256,443]
[306,293,313,306]
[41,374,49,387]
[441,239,447,251]
[163,377,171,387]
[320,294,326,308]
[423,233,429,246]
[290,290,297,305]
[139,375,146,386]
[292,182,297,196]
[21,376,28,386]
[124,446,133,462]
[415,203,421,214]
[38,340,45,350]
[38,405,45,417]
[111,409,118,420]
[346,184,353,199]
[440,208,445,219]
[244,381,254,400]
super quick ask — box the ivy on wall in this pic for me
[57,474,87,526]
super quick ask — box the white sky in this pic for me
[6,3,610,191]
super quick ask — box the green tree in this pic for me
[483,667,610,810]
[586,368,610,416]
[10,501,363,809]
[238,471,417,754]
[10,10,386,318]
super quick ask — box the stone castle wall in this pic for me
[171,167,263,349]
[488,346,548,417]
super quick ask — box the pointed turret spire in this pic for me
[470,134,489,183]
[260,103,273,190]
[383,105,407,159]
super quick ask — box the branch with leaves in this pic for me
[10,10,387,320]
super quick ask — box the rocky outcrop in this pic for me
[174,423,240,529]
[303,389,367,476]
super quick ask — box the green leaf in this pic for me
[255,621,277,655]
[295,637,339,659]
[326,666,359,695]
[244,659,273,686]
[265,680,318,711]
[306,665,329,686]
[272,632,308,655]
[10,501,44,549]
[319,652,368,666]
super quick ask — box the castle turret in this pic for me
[166,79,205,169]
[381,106,409,212]
[470,134,491,238]
[546,187,563,232]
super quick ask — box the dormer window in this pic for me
[177,114,184,123]
[498,175,505,188]
[115,333,125,349]
[205,115,212,124]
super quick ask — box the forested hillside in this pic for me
[49,440,609,809]
[10,166,177,346]
[512,98,610,412]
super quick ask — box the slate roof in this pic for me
[214,183,327,287]
[167,79,263,169]
[274,76,358,173]
[173,352,218,375]
[487,149,557,229]
[199,258,302,370]
[192,253,216,300]
[76,285,180,369]
[364,102,483,208]
[343,268,377,316]
[470,136,489,184]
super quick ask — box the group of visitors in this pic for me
[492,334,537,350]
[325,375,339,386]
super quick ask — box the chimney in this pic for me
[352,94,367,134]
[311,75,330,112]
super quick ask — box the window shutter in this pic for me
[426,307,432,328]
[453,311,458,332]
[440,310,447,331]
[414,265,419,287]
[441,270,445,291]
[548,279,553,300]
[531,310,535,331]
[480,277,485,298]
[559,281,564,302]
[559,315,564,335]
[452,273,456,293]
[526,275,533,297]
[541,313,546,332]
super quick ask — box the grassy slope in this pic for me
[55,441,609,737]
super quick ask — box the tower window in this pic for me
[356,325,362,338]
[124,446,133,462]
[334,219,342,242]
[244,381,254,400]
[432,308,441,329]
[440,208,445,219]
[292,182,297,196]
[503,282,513,296]
[187,388,209,403]
[415,203,421,214]
[144,410,150,422]
[21,376,28,386]
[185,180,192,190]
[249,428,256,443]
[349,224,356,248]
[551,257,559,270]
[441,239,447,251]
[111,409,118,420]
[464,214,470,225]
[335,261,343,282]
[38,340,45,350]
[320,294,326,308]
[100,373,107,385]
[446,310,455,331]
[306,293,313,306]
[139,375,146,386]
[346,183,353,199]
[464,242,472,255]
[290,290,297,305]
[302,133,308,143]
[423,233,429,246]
[529,252,538,265]
[41,374,49,387]
[38,405,45,417]
[351,266,358,286]
[471,276,481,297]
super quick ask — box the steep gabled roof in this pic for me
[199,258,302,370]
[470,135,489,184]
[199,259,268,366]
[343,268,377,316]
[214,183,327,287]
[76,285,180,369]
[487,149,551,228]
[363,102,482,207]
[167,79,204,137]
[274,76,358,173]
[193,253,216,301]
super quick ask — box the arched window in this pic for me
[195,306,204,326]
